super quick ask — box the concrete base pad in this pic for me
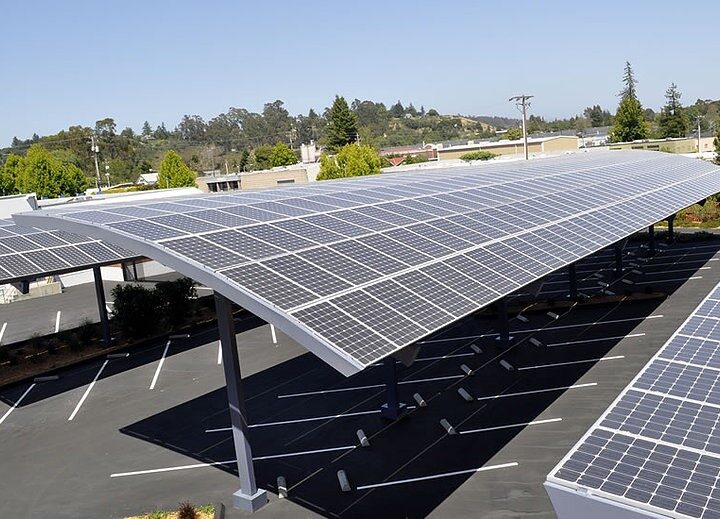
[380,402,407,420]
[233,488,268,512]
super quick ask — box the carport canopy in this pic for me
[13,151,720,376]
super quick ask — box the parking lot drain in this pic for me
[337,470,351,492]
[440,419,457,435]
[357,429,370,447]
[458,388,473,402]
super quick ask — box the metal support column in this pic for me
[93,267,111,345]
[614,243,623,276]
[667,214,676,243]
[648,224,656,255]
[380,356,407,420]
[568,263,578,299]
[496,298,511,346]
[215,293,267,512]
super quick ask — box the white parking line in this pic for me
[54,311,61,333]
[270,324,277,345]
[0,383,36,426]
[356,462,519,490]
[421,315,663,344]
[206,406,420,432]
[459,417,563,435]
[518,355,625,371]
[0,322,7,344]
[476,382,597,401]
[68,360,108,421]
[277,374,464,399]
[109,446,355,478]
[547,333,645,347]
[636,276,703,285]
[643,266,711,275]
[216,341,222,365]
[149,340,171,390]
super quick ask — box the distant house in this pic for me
[435,135,579,160]
[196,163,321,193]
[137,172,158,186]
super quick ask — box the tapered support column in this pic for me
[648,224,656,255]
[93,267,110,345]
[215,294,267,512]
[568,263,578,299]
[496,298,511,346]
[381,356,407,420]
[667,214,676,243]
[614,243,623,276]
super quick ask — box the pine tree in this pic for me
[324,96,359,152]
[658,83,688,138]
[609,62,648,142]
[141,121,152,137]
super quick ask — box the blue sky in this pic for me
[2,0,718,146]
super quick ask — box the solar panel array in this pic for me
[0,218,136,283]
[548,281,720,519]
[16,151,720,373]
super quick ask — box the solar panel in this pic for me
[547,281,720,519]
[14,151,720,376]
[0,218,137,283]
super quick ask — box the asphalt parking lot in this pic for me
[2,236,720,518]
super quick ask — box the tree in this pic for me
[427,108,440,117]
[324,96,358,152]
[389,101,405,118]
[505,127,523,140]
[583,105,613,127]
[177,115,207,141]
[609,62,648,142]
[16,145,88,198]
[317,144,381,180]
[0,154,22,195]
[154,123,170,139]
[269,142,297,167]
[141,121,153,137]
[157,150,196,188]
[658,83,688,138]
[715,127,720,165]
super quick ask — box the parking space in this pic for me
[2,237,720,517]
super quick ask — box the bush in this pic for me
[459,151,497,162]
[111,284,161,338]
[177,502,197,519]
[155,278,197,330]
[318,144,382,180]
[78,319,95,343]
[111,278,197,337]
[67,333,83,352]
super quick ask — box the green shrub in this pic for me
[459,151,497,162]
[112,278,197,337]
[155,278,197,330]
[67,333,83,352]
[177,502,197,519]
[111,284,161,338]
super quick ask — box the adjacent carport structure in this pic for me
[14,150,720,511]
[0,218,140,343]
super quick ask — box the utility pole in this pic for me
[90,135,102,192]
[696,115,703,154]
[509,95,534,160]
